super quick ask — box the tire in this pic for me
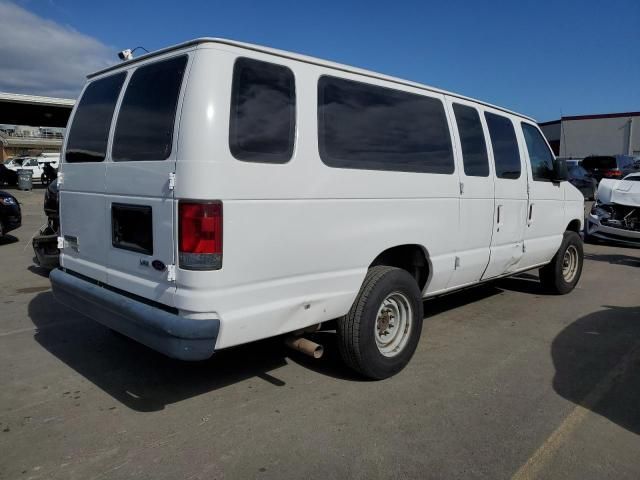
[338,266,423,379]
[539,231,583,294]
[0,220,4,238]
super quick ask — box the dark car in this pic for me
[32,179,60,268]
[0,190,21,237]
[582,155,639,183]
[567,164,597,200]
[0,164,18,186]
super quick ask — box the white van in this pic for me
[51,38,585,379]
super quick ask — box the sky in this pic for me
[0,0,638,121]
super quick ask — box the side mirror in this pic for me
[552,159,569,182]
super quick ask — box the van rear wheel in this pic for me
[539,231,583,294]
[338,266,423,380]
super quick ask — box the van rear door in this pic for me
[60,71,127,283]
[104,55,189,307]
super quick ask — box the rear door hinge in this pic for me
[454,256,461,269]
[168,172,176,191]
[459,182,464,195]
[167,264,176,282]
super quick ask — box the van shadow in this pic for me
[29,291,293,412]
[29,280,512,411]
[0,234,19,246]
[584,253,640,267]
[551,305,640,435]
[495,272,548,295]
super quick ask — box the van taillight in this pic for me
[178,201,222,270]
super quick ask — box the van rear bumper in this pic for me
[50,268,219,361]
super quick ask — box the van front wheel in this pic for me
[539,231,583,294]
[338,266,423,380]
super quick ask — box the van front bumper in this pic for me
[50,268,220,361]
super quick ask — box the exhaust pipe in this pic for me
[285,336,324,359]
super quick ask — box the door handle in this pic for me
[497,205,503,226]
[528,203,534,225]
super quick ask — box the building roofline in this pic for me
[0,92,75,107]
[562,111,640,121]
[539,119,561,126]
[87,37,536,122]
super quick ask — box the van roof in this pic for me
[89,37,535,122]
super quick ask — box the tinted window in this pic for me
[65,73,126,163]
[318,76,454,174]
[582,156,616,170]
[485,112,521,179]
[619,156,634,169]
[452,104,489,177]
[229,58,296,163]
[568,165,588,178]
[112,56,187,161]
[522,123,554,181]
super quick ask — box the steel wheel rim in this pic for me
[562,245,579,283]
[374,291,412,357]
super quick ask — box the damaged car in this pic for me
[586,173,640,245]
[0,190,21,237]
[32,178,60,268]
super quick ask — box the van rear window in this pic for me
[112,55,187,161]
[318,76,454,174]
[229,58,296,163]
[65,73,126,163]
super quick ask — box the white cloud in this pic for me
[0,2,115,99]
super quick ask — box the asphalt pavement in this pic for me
[1,186,639,480]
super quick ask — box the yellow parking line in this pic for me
[511,346,637,480]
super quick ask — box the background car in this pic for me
[32,179,60,268]
[585,172,640,246]
[0,164,18,186]
[6,157,57,184]
[582,154,638,183]
[567,163,597,199]
[0,190,22,238]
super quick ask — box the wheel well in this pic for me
[369,244,429,291]
[566,219,581,233]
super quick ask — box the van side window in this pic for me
[452,104,489,177]
[65,73,126,163]
[485,112,521,179]
[112,55,187,161]
[521,123,554,181]
[318,76,454,174]
[229,58,296,163]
